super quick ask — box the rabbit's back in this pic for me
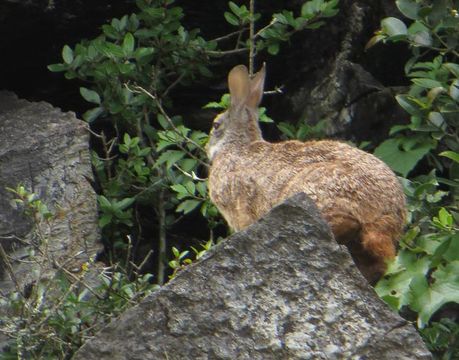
[209,139,405,232]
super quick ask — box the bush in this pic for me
[368,1,459,357]
[0,186,158,359]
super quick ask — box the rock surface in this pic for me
[73,193,431,360]
[268,0,409,143]
[0,91,101,291]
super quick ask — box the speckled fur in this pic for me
[207,65,406,283]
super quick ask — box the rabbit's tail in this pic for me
[361,217,399,259]
[357,218,400,283]
[324,212,401,283]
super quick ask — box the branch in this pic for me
[254,18,278,39]
[127,84,210,168]
[163,73,186,99]
[249,0,255,75]
[210,29,246,43]
[206,48,249,56]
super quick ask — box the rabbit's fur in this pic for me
[207,64,406,283]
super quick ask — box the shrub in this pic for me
[368,1,459,357]
[0,186,158,359]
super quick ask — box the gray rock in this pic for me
[72,193,431,360]
[0,91,101,291]
[269,0,409,144]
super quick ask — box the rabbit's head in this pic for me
[207,64,266,162]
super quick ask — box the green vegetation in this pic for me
[0,186,158,359]
[368,1,459,357]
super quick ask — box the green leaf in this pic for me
[102,25,120,40]
[267,43,280,55]
[437,208,453,228]
[411,31,432,47]
[176,199,201,214]
[179,250,190,260]
[123,133,132,146]
[375,250,431,310]
[169,260,179,269]
[228,1,241,16]
[412,78,444,89]
[178,158,198,172]
[83,107,104,122]
[115,197,135,211]
[277,122,296,139]
[156,150,185,169]
[449,79,459,101]
[172,246,180,258]
[185,181,196,195]
[374,138,436,177]
[381,17,408,37]
[224,12,239,26]
[444,234,459,262]
[196,181,207,197]
[171,184,191,200]
[123,33,135,54]
[62,45,74,64]
[157,114,170,130]
[396,0,420,20]
[440,151,459,163]
[99,214,113,228]
[47,63,67,72]
[444,63,459,77]
[134,47,154,61]
[203,101,224,109]
[301,0,323,18]
[396,94,423,117]
[410,262,459,328]
[428,112,445,129]
[98,195,112,210]
[80,87,101,104]
[101,43,125,58]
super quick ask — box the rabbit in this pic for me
[206,64,406,283]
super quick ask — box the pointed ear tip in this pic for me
[230,64,248,74]
[257,63,266,76]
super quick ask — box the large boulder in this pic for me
[0,91,101,291]
[266,0,409,143]
[73,193,431,360]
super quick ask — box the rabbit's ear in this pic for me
[247,63,266,109]
[228,65,250,109]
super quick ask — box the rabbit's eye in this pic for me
[213,122,221,130]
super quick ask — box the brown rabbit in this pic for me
[207,64,406,283]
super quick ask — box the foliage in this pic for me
[204,93,274,123]
[0,187,158,359]
[420,318,459,359]
[47,0,340,284]
[168,239,214,279]
[371,0,459,179]
[277,119,327,141]
[369,1,459,357]
[0,270,156,359]
[223,0,339,55]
